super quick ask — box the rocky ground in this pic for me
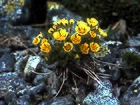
[0,1,140,105]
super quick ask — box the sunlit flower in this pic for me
[59,28,68,37]
[52,25,57,30]
[70,34,81,44]
[53,28,68,41]
[41,38,48,44]
[77,21,87,25]
[90,42,100,53]
[53,22,58,29]
[53,22,58,25]
[89,31,96,38]
[75,21,90,36]
[32,37,40,45]
[102,32,107,37]
[53,32,60,40]
[98,28,107,37]
[69,19,74,25]
[57,18,69,26]
[40,42,51,54]
[80,43,89,54]
[63,42,73,52]
[98,28,104,34]
[37,32,43,38]
[48,28,55,34]
[87,18,98,27]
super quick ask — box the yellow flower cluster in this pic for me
[79,42,100,54]
[32,17,108,62]
[32,32,51,54]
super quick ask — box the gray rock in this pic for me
[33,75,45,85]
[46,72,60,96]
[0,20,9,35]
[33,73,51,85]
[17,82,45,95]
[47,6,81,28]
[110,66,121,81]
[14,55,29,73]
[41,61,58,71]
[17,83,46,104]
[127,34,140,47]
[39,95,74,105]
[4,91,17,105]
[120,76,140,105]
[17,94,31,105]
[0,48,11,55]
[0,72,26,98]
[83,80,120,105]
[26,83,46,96]
[0,101,5,105]
[24,56,41,78]
[75,86,86,103]
[0,54,15,73]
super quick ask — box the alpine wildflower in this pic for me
[90,42,100,53]
[63,42,73,52]
[80,43,89,54]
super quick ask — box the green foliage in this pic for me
[121,51,140,68]
[105,25,120,41]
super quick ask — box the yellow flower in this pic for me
[52,25,57,30]
[40,42,51,54]
[57,18,69,26]
[53,28,68,41]
[41,38,48,44]
[102,32,107,37]
[63,42,73,52]
[98,28,107,37]
[32,37,40,45]
[90,42,100,53]
[53,22,57,25]
[37,32,43,38]
[87,18,98,27]
[69,19,74,25]
[59,28,68,37]
[70,34,81,44]
[53,32,60,40]
[52,22,58,29]
[48,28,55,34]
[89,31,96,38]
[98,28,104,34]
[77,21,87,25]
[75,21,90,36]
[80,43,89,54]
